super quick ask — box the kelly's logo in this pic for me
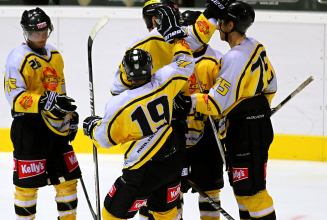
[108,184,116,197]
[167,183,181,203]
[42,67,60,91]
[232,168,248,182]
[64,151,79,172]
[196,21,210,35]
[18,159,46,179]
[19,93,33,110]
[128,199,147,212]
[13,158,17,171]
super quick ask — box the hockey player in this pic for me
[188,2,278,219]
[4,7,81,220]
[110,0,220,96]
[179,10,225,220]
[83,7,194,220]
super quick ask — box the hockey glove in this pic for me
[172,92,192,120]
[39,91,77,118]
[204,0,236,20]
[83,116,102,140]
[69,111,79,142]
[156,6,187,44]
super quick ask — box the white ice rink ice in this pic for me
[1,153,326,220]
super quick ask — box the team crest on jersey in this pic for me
[196,21,210,35]
[175,39,190,50]
[42,67,60,91]
[188,73,206,94]
[19,93,33,110]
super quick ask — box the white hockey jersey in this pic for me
[92,40,195,170]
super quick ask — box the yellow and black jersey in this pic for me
[193,37,277,137]
[4,43,71,136]
[93,40,195,170]
[180,44,223,147]
[110,14,217,95]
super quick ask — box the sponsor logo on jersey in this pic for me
[37,22,47,29]
[188,73,206,94]
[167,182,181,203]
[108,184,116,197]
[128,199,147,212]
[196,21,210,35]
[233,168,248,183]
[13,158,17,171]
[264,163,267,179]
[19,93,33,110]
[18,159,46,179]
[42,67,60,91]
[63,151,79,172]
[175,39,190,50]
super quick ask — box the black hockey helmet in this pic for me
[223,1,255,34]
[122,49,153,81]
[21,7,53,33]
[142,0,182,30]
[181,10,202,26]
[143,0,165,30]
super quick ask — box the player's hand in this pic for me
[205,0,236,20]
[83,116,102,139]
[156,6,187,43]
[172,92,192,120]
[39,91,77,118]
[69,111,79,142]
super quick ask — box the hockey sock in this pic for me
[152,207,178,220]
[198,189,221,220]
[102,206,126,220]
[14,186,38,220]
[235,189,276,220]
[54,179,78,220]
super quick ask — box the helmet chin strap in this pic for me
[219,22,235,42]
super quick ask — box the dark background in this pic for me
[0,0,327,11]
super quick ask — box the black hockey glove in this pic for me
[39,91,77,118]
[172,92,192,121]
[204,0,236,20]
[69,111,79,142]
[83,116,102,139]
[156,6,187,44]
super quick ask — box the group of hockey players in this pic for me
[4,0,277,219]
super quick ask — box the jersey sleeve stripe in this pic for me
[130,36,166,50]
[107,76,188,145]
[12,91,24,112]
[192,24,205,45]
[124,140,137,159]
[263,90,276,95]
[174,51,192,57]
[235,44,263,101]
[195,57,218,65]
[208,94,222,115]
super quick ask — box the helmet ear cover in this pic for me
[123,49,153,82]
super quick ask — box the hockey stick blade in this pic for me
[188,180,235,220]
[87,15,109,220]
[271,76,314,116]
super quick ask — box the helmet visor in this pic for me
[24,28,51,42]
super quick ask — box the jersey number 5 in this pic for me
[131,95,170,136]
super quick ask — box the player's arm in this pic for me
[262,61,277,105]
[110,62,132,96]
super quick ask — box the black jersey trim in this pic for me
[263,91,276,95]
[126,125,171,170]
[235,44,263,101]
[195,56,218,65]
[130,36,166,50]
[193,44,208,58]
[192,24,205,45]
[124,141,137,159]
[19,51,59,85]
[188,128,203,133]
[174,51,192,57]
[108,76,188,145]
[208,94,222,115]
[12,91,25,112]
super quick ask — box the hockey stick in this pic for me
[193,68,226,167]
[87,15,109,220]
[80,177,97,219]
[271,76,314,116]
[188,180,234,220]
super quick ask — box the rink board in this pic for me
[1,129,326,162]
